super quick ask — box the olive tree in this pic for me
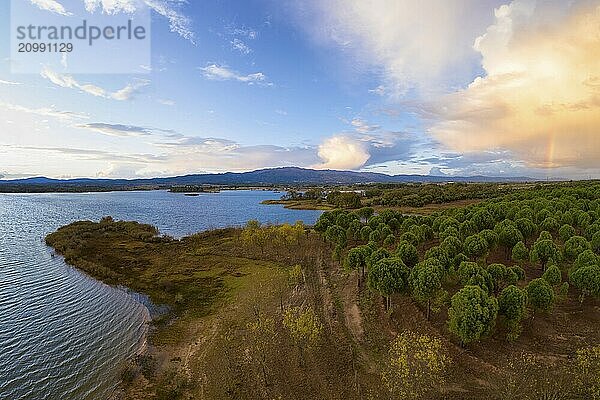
[448,285,498,345]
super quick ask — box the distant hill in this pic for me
[0,167,537,192]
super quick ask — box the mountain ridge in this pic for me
[0,167,538,189]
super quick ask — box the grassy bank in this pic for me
[46,204,600,399]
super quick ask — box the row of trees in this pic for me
[314,183,600,344]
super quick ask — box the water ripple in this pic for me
[0,190,321,399]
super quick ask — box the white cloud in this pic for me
[0,102,88,122]
[350,118,379,134]
[157,99,175,106]
[30,0,72,16]
[314,135,370,170]
[0,79,22,86]
[231,38,252,54]
[200,64,271,85]
[429,0,600,170]
[41,66,149,100]
[369,85,386,96]
[84,0,195,43]
[77,123,152,137]
[289,0,500,95]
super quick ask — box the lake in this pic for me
[0,190,322,399]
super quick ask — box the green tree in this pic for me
[487,263,513,294]
[396,240,419,267]
[574,250,599,270]
[564,236,591,260]
[498,285,527,341]
[592,231,600,254]
[542,264,562,286]
[327,191,362,209]
[410,259,443,320]
[368,247,391,269]
[345,245,371,284]
[359,225,372,241]
[498,225,524,259]
[457,261,494,293]
[355,207,374,222]
[538,230,553,241]
[540,217,560,232]
[480,229,499,250]
[526,278,555,312]
[472,209,495,231]
[324,225,346,247]
[383,234,396,248]
[368,257,409,309]
[510,265,526,281]
[459,220,477,240]
[512,241,529,263]
[516,217,537,239]
[381,331,451,400]
[440,236,463,258]
[530,239,561,271]
[464,234,488,259]
[448,285,498,345]
[559,224,576,242]
[570,264,600,301]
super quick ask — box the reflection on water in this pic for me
[0,190,321,399]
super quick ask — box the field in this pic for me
[45,181,600,399]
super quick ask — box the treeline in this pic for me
[315,183,600,345]
[361,182,518,207]
[282,189,363,209]
[0,184,159,193]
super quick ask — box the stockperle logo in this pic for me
[10,0,151,74]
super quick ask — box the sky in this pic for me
[1,0,599,180]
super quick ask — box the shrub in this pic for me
[382,331,451,399]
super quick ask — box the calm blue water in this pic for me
[0,190,322,400]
